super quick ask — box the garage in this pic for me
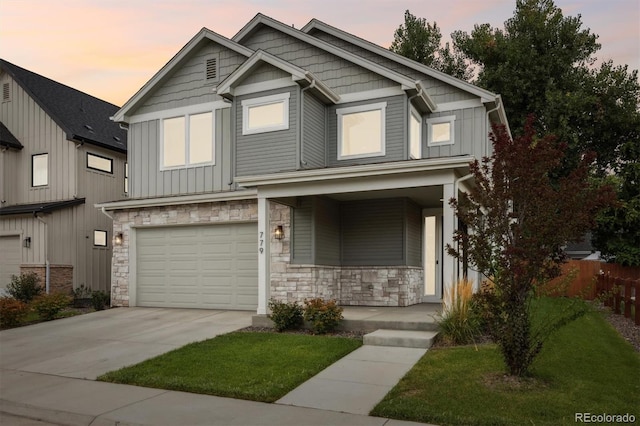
[135,223,258,310]
[0,235,21,292]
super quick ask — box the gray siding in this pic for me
[314,196,340,265]
[242,26,397,95]
[129,107,232,198]
[341,199,404,266]
[235,88,298,176]
[302,93,325,168]
[241,63,290,86]
[136,42,247,115]
[423,106,487,159]
[0,216,47,265]
[405,200,422,267]
[310,30,478,104]
[292,196,313,264]
[327,95,406,167]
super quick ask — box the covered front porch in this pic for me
[236,158,479,315]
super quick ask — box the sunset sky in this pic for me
[1,0,638,107]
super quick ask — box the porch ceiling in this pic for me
[324,186,444,208]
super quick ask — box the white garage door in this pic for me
[0,235,21,293]
[136,223,258,310]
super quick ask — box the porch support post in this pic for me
[442,182,456,292]
[257,196,270,315]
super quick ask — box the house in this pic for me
[0,59,127,294]
[98,14,509,313]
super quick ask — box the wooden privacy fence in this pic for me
[597,275,640,326]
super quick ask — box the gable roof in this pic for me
[112,28,254,123]
[300,19,499,104]
[233,13,437,111]
[0,121,22,150]
[0,59,127,153]
[216,49,340,104]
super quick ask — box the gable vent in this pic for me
[2,83,10,102]
[205,58,218,81]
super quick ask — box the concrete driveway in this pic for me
[0,307,253,380]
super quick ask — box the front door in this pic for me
[423,210,442,302]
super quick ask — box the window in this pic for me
[241,93,290,135]
[32,153,48,187]
[427,115,455,146]
[337,102,386,160]
[87,153,113,173]
[124,162,128,194]
[93,230,107,247]
[161,111,214,169]
[410,107,422,159]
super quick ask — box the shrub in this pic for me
[268,298,303,332]
[90,290,111,311]
[32,292,72,321]
[437,278,481,345]
[72,284,92,307]
[0,297,29,327]
[303,298,343,334]
[6,272,43,303]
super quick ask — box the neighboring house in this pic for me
[0,59,127,294]
[99,14,509,313]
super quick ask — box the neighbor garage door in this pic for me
[136,223,258,310]
[0,235,21,292]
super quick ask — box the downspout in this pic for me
[298,78,315,169]
[452,173,474,284]
[34,213,49,294]
[101,206,114,220]
[227,98,235,186]
[485,97,501,158]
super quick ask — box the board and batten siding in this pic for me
[423,106,487,160]
[292,196,313,264]
[405,200,422,267]
[128,107,232,199]
[327,95,406,167]
[136,42,247,115]
[302,93,326,169]
[0,216,47,265]
[235,88,298,176]
[241,26,397,96]
[0,74,77,205]
[314,196,340,265]
[309,30,478,104]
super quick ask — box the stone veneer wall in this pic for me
[20,265,73,294]
[110,200,258,307]
[269,203,424,307]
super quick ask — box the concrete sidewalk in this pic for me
[0,369,431,426]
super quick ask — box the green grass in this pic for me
[371,299,640,425]
[98,331,362,402]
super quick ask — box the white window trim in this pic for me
[427,115,456,147]
[410,105,422,159]
[241,92,290,135]
[159,109,217,171]
[337,102,387,161]
[32,153,48,187]
[128,101,229,124]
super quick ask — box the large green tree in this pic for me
[390,10,472,81]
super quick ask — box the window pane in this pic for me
[87,153,113,173]
[432,122,451,143]
[410,112,421,159]
[189,112,213,164]
[341,109,382,156]
[248,102,284,129]
[163,117,185,167]
[94,230,107,247]
[124,162,128,194]
[32,154,48,186]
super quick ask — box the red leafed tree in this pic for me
[449,116,615,376]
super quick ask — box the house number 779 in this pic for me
[259,232,264,254]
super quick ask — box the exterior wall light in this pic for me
[114,233,123,245]
[23,237,31,248]
[274,225,284,240]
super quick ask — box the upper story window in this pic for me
[337,102,386,160]
[427,115,455,146]
[410,106,422,159]
[124,162,128,194]
[241,92,290,135]
[32,153,48,187]
[87,153,113,173]
[162,111,214,169]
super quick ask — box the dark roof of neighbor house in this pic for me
[0,59,127,153]
[0,198,86,216]
[0,121,22,149]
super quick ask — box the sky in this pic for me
[1,0,638,107]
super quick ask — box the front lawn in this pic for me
[98,331,362,402]
[371,299,640,425]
